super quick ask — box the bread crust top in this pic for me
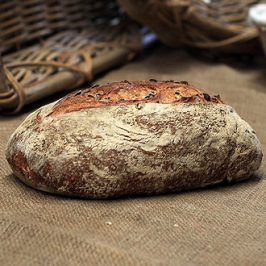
[50,80,223,116]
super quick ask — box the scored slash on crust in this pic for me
[49,80,223,116]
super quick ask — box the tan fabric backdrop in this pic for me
[1,47,266,266]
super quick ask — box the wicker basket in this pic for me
[0,0,153,114]
[118,0,263,54]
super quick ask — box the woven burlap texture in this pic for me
[0,47,265,266]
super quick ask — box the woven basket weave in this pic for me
[118,0,263,54]
[0,0,152,114]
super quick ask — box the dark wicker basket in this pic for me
[118,0,264,54]
[0,0,153,114]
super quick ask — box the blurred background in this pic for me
[0,0,266,114]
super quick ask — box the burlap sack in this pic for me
[0,47,265,265]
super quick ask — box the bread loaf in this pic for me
[6,80,263,198]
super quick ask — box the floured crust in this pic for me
[5,81,262,199]
[50,80,223,116]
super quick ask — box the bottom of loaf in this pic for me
[11,167,254,199]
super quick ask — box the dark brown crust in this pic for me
[49,80,223,116]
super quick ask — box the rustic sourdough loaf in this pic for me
[6,80,263,198]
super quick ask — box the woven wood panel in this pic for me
[118,0,262,52]
[0,0,153,114]
[0,0,119,54]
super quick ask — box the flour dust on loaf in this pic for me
[6,80,263,198]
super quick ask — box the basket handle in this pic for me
[184,27,259,49]
[0,54,8,94]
